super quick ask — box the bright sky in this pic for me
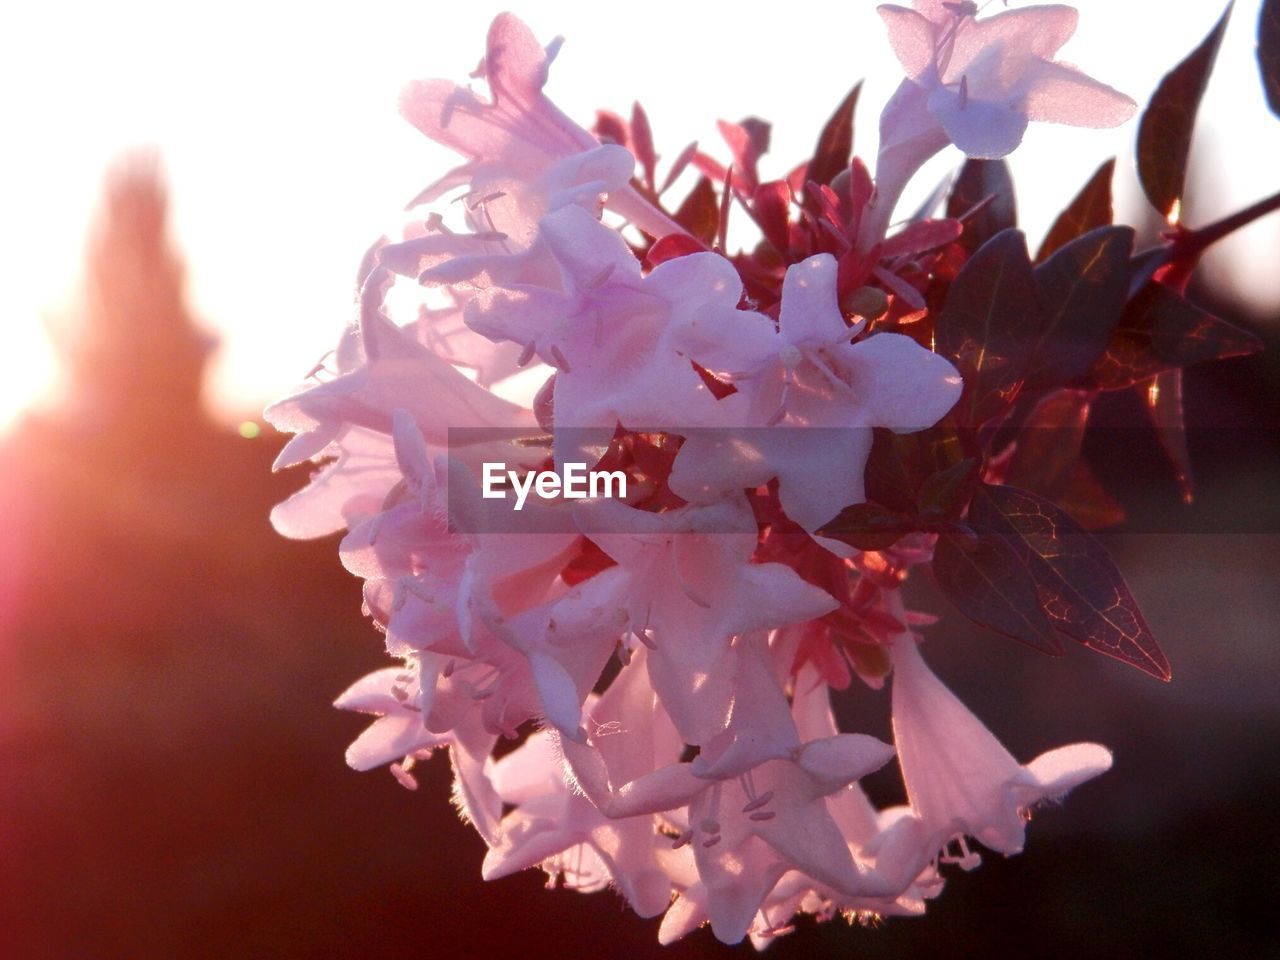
[3,0,1277,431]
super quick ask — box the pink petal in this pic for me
[878,5,937,80]
[1023,59,1137,128]
[927,86,1030,158]
[842,332,963,431]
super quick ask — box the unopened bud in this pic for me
[842,286,889,321]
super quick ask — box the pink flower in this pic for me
[399,13,683,240]
[484,728,675,917]
[334,665,505,842]
[575,496,839,744]
[879,1,1135,158]
[888,607,1112,861]
[572,637,897,944]
[670,254,962,530]
[862,1,1135,245]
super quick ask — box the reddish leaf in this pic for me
[918,457,979,519]
[881,218,964,259]
[673,177,720,245]
[594,109,628,146]
[786,161,809,197]
[808,83,862,188]
[863,423,967,516]
[1137,4,1232,219]
[753,181,792,255]
[1076,282,1263,390]
[848,158,874,221]
[561,537,617,587]
[935,229,1037,426]
[659,141,699,195]
[816,501,917,551]
[809,181,849,240]
[1261,0,1280,115]
[646,233,707,267]
[1145,369,1195,504]
[692,151,730,185]
[717,118,771,194]
[1003,390,1124,530]
[1026,226,1133,389]
[717,167,733,252]
[971,484,1172,680]
[946,159,1017,255]
[1036,158,1115,262]
[1055,463,1127,532]
[933,529,1065,655]
[630,102,657,191]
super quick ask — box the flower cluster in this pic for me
[267,3,1261,947]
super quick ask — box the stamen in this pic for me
[516,340,537,368]
[808,350,853,395]
[550,344,573,373]
[389,761,419,791]
[767,380,793,427]
[940,835,982,871]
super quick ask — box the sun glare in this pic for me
[0,1,1274,434]
[0,300,59,434]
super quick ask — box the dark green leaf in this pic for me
[1259,0,1280,115]
[1036,159,1115,262]
[1137,4,1233,219]
[808,83,862,188]
[972,484,1172,680]
[946,159,1016,255]
[1026,226,1134,389]
[1075,282,1263,390]
[933,529,1065,655]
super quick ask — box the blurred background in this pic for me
[1,2,1277,958]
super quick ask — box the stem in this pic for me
[1178,186,1280,257]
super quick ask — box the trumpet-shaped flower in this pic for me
[670,254,962,530]
[889,619,1113,860]
[880,1,1135,157]
[863,1,1136,244]
[399,13,683,240]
